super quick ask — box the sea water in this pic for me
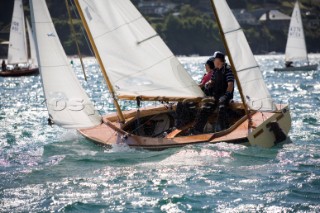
[0,55,319,212]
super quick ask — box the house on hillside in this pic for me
[259,9,291,30]
[137,1,176,17]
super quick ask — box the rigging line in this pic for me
[131,113,163,134]
[69,0,95,57]
[69,0,104,117]
[65,0,87,81]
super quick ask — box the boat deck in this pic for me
[78,105,280,150]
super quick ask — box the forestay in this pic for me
[212,0,276,111]
[285,1,308,62]
[76,0,204,100]
[30,0,101,128]
[26,19,38,68]
[7,0,28,64]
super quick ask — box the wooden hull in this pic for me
[274,64,318,71]
[78,104,291,150]
[0,67,39,77]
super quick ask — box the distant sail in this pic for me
[30,0,101,128]
[76,0,204,100]
[285,1,308,62]
[211,0,276,111]
[7,0,28,64]
[26,19,38,68]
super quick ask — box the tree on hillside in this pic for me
[159,5,223,55]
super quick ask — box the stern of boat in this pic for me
[248,105,291,148]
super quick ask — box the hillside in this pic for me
[0,0,319,57]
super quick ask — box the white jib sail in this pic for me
[26,19,38,68]
[7,0,28,64]
[285,1,308,62]
[30,0,101,129]
[77,0,204,100]
[212,0,276,111]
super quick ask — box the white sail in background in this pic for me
[285,1,308,62]
[26,19,38,68]
[7,0,28,64]
[211,0,276,111]
[76,0,204,100]
[30,0,101,129]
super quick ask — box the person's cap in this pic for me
[213,51,225,62]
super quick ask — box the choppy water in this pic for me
[0,55,319,212]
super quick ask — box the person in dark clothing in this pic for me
[1,60,7,71]
[191,51,235,134]
[285,61,293,68]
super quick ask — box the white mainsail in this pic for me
[76,0,204,100]
[26,19,38,68]
[30,0,101,128]
[285,1,308,62]
[211,0,276,111]
[7,0,28,64]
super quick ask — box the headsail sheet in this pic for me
[285,1,307,62]
[76,0,204,100]
[26,19,38,68]
[7,0,28,64]
[30,0,101,128]
[212,0,276,111]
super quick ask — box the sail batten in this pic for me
[7,0,28,64]
[212,0,276,111]
[30,0,101,129]
[285,1,308,62]
[76,0,204,100]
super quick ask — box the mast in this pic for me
[65,0,88,81]
[209,0,250,117]
[74,0,125,123]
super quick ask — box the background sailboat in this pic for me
[0,0,39,77]
[274,1,318,71]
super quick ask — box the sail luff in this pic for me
[209,0,249,117]
[74,0,126,123]
[7,0,28,64]
[285,1,308,62]
[26,19,38,67]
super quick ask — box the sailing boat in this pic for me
[30,0,291,150]
[274,1,318,71]
[0,0,39,77]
